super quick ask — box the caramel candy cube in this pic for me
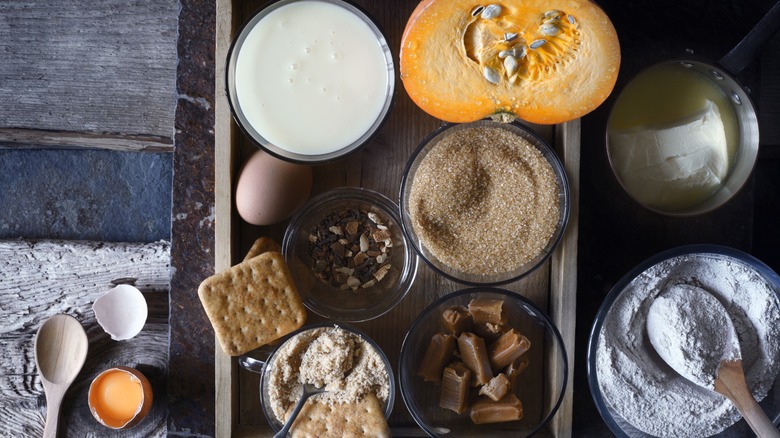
[457,332,493,386]
[472,321,505,343]
[505,355,529,388]
[469,393,524,424]
[489,329,531,370]
[468,299,507,325]
[442,305,473,335]
[479,373,510,401]
[439,363,471,414]
[417,333,456,382]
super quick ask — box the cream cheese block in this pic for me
[609,100,729,210]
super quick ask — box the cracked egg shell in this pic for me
[93,284,148,341]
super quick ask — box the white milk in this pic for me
[234,1,390,156]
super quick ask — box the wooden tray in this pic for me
[215,1,579,436]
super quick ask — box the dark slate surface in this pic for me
[168,0,217,436]
[0,149,172,242]
[573,0,780,436]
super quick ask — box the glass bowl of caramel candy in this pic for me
[399,288,568,437]
[283,187,418,322]
[399,119,570,286]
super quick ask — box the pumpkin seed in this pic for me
[540,23,560,36]
[481,4,501,19]
[530,39,547,49]
[567,14,577,25]
[503,55,518,76]
[499,46,526,59]
[504,32,518,42]
[544,10,562,20]
[483,66,501,84]
[471,5,484,17]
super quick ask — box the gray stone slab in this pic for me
[0,149,171,242]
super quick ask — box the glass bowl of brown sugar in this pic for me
[283,187,418,322]
[399,120,570,286]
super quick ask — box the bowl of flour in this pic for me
[588,244,780,437]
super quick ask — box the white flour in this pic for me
[646,284,741,389]
[596,253,780,437]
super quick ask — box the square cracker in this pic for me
[244,236,282,261]
[289,393,390,438]
[198,251,306,356]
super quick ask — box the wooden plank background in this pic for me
[0,0,178,151]
[0,240,170,436]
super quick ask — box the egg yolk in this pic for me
[90,369,143,428]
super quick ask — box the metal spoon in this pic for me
[34,314,89,438]
[647,285,780,438]
[273,383,326,438]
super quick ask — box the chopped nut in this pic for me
[353,252,369,266]
[372,229,391,242]
[374,263,391,281]
[345,221,359,236]
[367,211,384,225]
[308,207,395,290]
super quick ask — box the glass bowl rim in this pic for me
[258,321,397,431]
[224,0,396,164]
[282,186,419,322]
[399,286,569,437]
[398,119,571,286]
[586,243,780,437]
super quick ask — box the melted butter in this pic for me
[607,64,739,211]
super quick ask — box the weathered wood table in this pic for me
[2,0,780,436]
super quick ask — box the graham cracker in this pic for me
[198,251,306,356]
[244,236,282,261]
[289,393,390,438]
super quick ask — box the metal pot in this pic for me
[606,2,780,216]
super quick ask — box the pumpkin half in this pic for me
[400,0,621,124]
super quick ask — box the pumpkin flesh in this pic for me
[401,0,621,124]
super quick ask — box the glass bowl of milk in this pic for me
[226,0,394,163]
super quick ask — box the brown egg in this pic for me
[235,150,313,225]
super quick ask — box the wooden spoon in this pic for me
[715,359,780,438]
[34,314,89,438]
[647,284,780,438]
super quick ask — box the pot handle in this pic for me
[719,0,780,75]
[238,355,266,374]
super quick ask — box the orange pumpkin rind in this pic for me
[400,0,621,124]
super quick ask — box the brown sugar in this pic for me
[408,125,560,274]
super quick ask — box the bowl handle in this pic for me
[238,355,266,374]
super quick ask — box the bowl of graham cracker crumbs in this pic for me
[399,120,570,285]
[257,323,395,435]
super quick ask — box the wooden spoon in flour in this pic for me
[647,284,780,438]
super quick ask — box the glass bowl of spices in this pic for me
[399,119,570,286]
[588,244,780,437]
[399,288,568,437]
[282,187,418,322]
